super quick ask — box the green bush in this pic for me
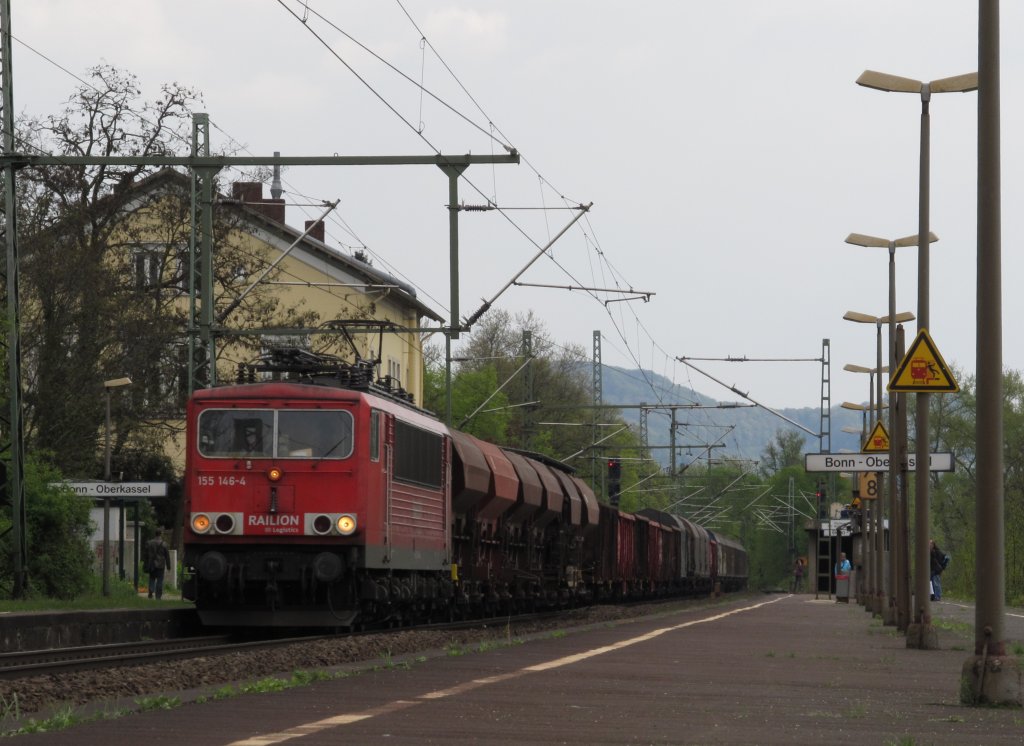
[0,454,94,600]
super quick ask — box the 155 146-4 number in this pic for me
[198,475,248,487]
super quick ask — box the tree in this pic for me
[925,366,1024,604]
[424,310,649,503]
[0,455,94,600]
[13,65,316,479]
[759,429,806,476]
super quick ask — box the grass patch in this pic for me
[0,577,190,612]
[211,685,237,700]
[135,695,181,712]
[4,704,79,735]
[239,678,289,695]
[933,618,972,637]
[845,703,867,718]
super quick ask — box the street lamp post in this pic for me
[102,377,132,597]
[857,69,977,649]
[964,0,1021,705]
[844,311,914,620]
[845,232,933,630]
[840,399,872,605]
[841,367,886,613]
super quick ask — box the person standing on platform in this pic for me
[833,552,852,602]
[834,552,851,577]
[146,530,172,600]
[792,558,804,593]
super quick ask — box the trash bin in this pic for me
[835,573,850,602]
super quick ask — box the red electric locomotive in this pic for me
[182,358,453,626]
[182,349,747,627]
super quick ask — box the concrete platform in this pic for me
[0,607,199,653]
[17,593,1024,744]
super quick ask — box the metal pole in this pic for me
[964,0,1020,705]
[886,246,899,626]
[133,504,140,592]
[860,407,871,607]
[896,325,911,631]
[118,500,125,581]
[974,0,1004,656]
[1,0,28,598]
[874,320,885,615]
[102,388,112,597]
[910,88,937,647]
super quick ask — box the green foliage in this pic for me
[760,430,807,476]
[0,454,94,600]
[927,366,1024,604]
[423,309,650,506]
[135,695,181,712]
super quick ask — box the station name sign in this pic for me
[804,452,954,473]
[53,481,168,497]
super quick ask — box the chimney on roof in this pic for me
[232,180,285,223]
[271,151,283,200]
[304,220,325,242]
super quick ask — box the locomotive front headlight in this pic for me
[192,513,211,534]
[312,514,332,535]
[336,514,357,536]
[267,467,283,482]
[214,513,236,534]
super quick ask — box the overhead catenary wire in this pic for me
[275,1,707,429]
[41,5,807,488]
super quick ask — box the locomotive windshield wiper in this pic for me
[314,435,351,465]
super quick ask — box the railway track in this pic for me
[0,635,248,679]
[0,610,571,681]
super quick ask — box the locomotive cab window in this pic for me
[278,410,353,459]
[197,408,353,459]
[198,410,273,457]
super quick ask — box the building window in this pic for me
[132,244,189,295]
[134,249,161,291]
[387,357,401,385]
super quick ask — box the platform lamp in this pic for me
[844,310,915,619]
[843,360,889,615]
[840,400,874,604]
[102,377,132,597]
[844,234,931,624]
[840,426,866,603]
[856,68,976,645]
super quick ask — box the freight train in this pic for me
[181,349,748,627]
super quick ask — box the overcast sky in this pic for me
[11,1,1021,412]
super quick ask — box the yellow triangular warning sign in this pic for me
[862,421,890,452]
[888,328,959,393]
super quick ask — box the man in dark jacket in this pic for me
[146,530,172,600]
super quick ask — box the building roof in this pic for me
[131,168,444,324]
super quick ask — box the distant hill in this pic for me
[601,367,863,468]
